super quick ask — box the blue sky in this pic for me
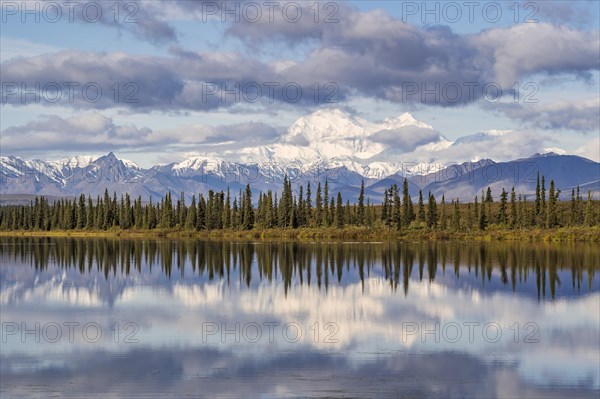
[1,0,599,166]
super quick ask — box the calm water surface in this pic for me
[1,238,599,398]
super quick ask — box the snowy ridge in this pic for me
[170,109,448,179]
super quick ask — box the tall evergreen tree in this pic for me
[329,197,335,228]
[478,195,487,230]
[541,175,546,217]
[584,191,594,226]
[197,194,206,230]
[546,179,558,228]
[186,195,197,229]
[323,179,329,227]
[297,185,305,227]
[315,182,323,227]
[357,179,365,225]
[267,191,275,228]
[77,194,86,229]
[576,185,583,224]
[510,187,517,229]
[86,196,95,229]
[426,192,437,229]
[335,192,344,228]
[242,184,254,230]
[230,198,238,230]
[535,172,541,216]
[517,194,524,229]
[392,184,401,229]
[401,178,413,227]
[417,191,425,223]
[223,189,231,229]
[305,182,312,226]
[498,188,508,225]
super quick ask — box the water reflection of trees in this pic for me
[1,238,597,299]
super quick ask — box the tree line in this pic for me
[0,173,597,232]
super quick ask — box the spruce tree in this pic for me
[535,172,541,216]
[517,194,524,229]
[417,191,425,223]
[315,182,323,227]
[366,198,374,227]
[305,182,312,226]
[427,192,437,229]
[541,175,546,219]
[329,197,335,228]
[498,188,508,225]
[266,191,274,228]
[392,184,401,229]
[478,195,487,230]
[103,189,111,229]
[86,196,95,229]
[335,192,344,228]
[223,189,231,229]
[186,195,197,229]
[242,184,254,230]
[357,179,365,225]
[77,194,86,229]
[382,188,390,226]
[510,187,517,228]
[323,180,329,227]
[466,203,473,230]
[230,198,238,230]
[297,185,305,227]
[584,191,594,226]
[401,178,413,227]
[347,200,353,225]
[546,180,558,228]
[576,186,583,224]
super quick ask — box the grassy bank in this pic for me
[1,225,598,242]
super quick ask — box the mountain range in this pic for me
[1,109,599,204]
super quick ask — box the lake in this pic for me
[1,237,599,398]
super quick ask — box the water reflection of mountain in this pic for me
[1,238,598,306]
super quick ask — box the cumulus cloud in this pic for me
[1,113,151,152]
[493,98,600,132]
[1,114,284,155]
[1,9,598,111]
[371,126,442,153]
[471,23,600,87]
[397,129,555,165]
[2,0,178,44]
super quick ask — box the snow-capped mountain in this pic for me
[1,109,598,202]
[176,108,449,180]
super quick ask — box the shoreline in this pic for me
[1,226,598,242]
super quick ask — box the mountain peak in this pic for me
[380,113,433,130]
[529,151,565,158]
[286,108,373,142]
[53,155,95,169]
[95,151,118,162]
